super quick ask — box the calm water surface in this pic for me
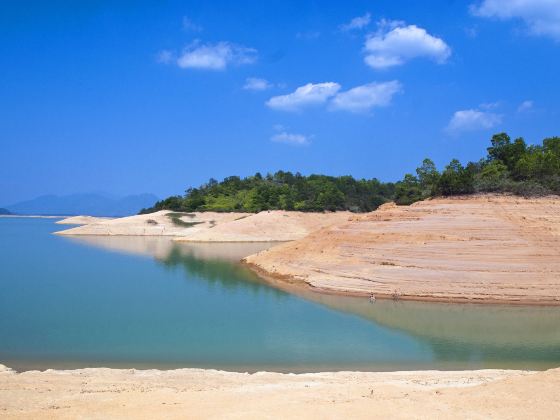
[1,217,560,372]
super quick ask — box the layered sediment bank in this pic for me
[244,195,560,305]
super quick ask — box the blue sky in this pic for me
[1,0,559,204]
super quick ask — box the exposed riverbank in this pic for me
[55,210,351,241]
[1,364,558,419]
[244,195,560,305]
[54,194,560,305]
[55,215,114,225]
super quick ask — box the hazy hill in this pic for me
[4,193,158,217]
[0,208,12,215]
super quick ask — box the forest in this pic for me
[394,133,560,205]
[140,133,560,213]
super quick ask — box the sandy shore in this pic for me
[244,195,560,305]
[55,210,352,241]
[55,215,114,225]
[55,210,248,236]
[1,364,558,419]
[174,210,352,242]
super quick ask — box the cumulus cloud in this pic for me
[364,22,451,69]
[518,100,534,112]
[271,132,310,145]
[340,13,371,31]
[330,81,402,112]
[176,41,257,70]
[243,77,273,91]
[471,0,560,40]
[266,82,341,111]
[446,108,502,133]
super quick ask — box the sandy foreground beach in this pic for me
[1,364,559,419]
[245,195,560,305]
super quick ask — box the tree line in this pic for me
[140,133,559,214]
[394,133,560,205]
[141,172,395,213]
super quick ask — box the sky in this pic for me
[1,0,559,205]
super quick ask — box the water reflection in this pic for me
[303,293,560,366]
[64,235,281,294]
[64,235,560,369]
[63,235,274,262]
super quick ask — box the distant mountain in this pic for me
[0,208,12,215]
[4,193,159,217]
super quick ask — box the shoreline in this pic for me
[244,195,560,307]
[0,362,535,379]
[242,260,560,306]
[2,363,558,418]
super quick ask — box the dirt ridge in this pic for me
[244,195,560,305]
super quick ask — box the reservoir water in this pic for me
[1,217,560,372]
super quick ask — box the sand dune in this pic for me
[55,210,247,236]
[1,364,558,419]
[175,210,352,242]
[244,195,560,305]
[56,210,353,242]
[55,215,114,225]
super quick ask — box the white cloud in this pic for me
[471,0,560,40]
[330,81,402,112]
[266,82,341,111]
[243,77,273,91]
[182,16,202,32]
[518,100,534,112]
[340,13,371,31]
[271,132,310,145]
[446,109,502,133]
[177,41,257,70]
[364,23,451,69]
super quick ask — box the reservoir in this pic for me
[1,217,559,372]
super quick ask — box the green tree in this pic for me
[394,174,423,205]
[437,159,474,196]
[416,158,440,196]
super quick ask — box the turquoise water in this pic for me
[1,217,560,372]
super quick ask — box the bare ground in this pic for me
[1,364,559,419]
[244,195,560,305]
